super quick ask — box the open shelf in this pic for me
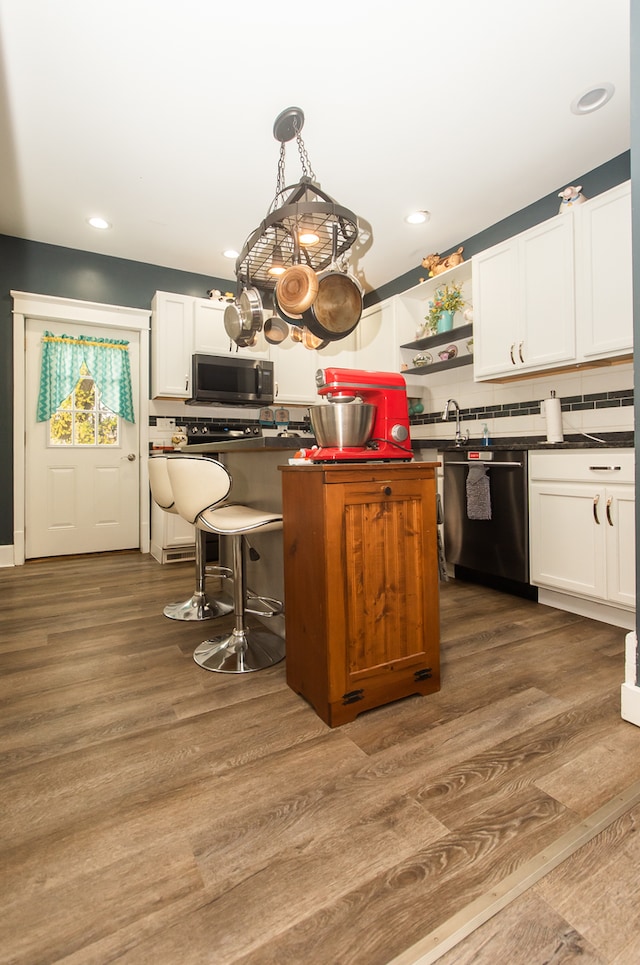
[404,354,473,376]
[401,322,473,352]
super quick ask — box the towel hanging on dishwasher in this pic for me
[466,464,492,520]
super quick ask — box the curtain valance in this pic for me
[37,331,135,423]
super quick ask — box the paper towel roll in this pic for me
[543,396,563,443]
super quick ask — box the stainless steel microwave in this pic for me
[186,354,275,407]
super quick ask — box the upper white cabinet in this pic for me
[472,215,575,379]
[151,291,268,400]
[472,181,633,382]
[574,180,633,360]
[151,292,194,399]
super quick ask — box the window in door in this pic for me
[49,363,119,447]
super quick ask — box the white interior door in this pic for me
[25,318,141,558]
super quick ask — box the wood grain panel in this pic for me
[0,550,633,965]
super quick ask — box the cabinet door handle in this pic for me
[593,494,600,524]
[185,375,189,392]
[606,497,614,526]
[383,486,392,496]
[589,466,621,471]
[518,341,524,363]
[509,343,516,365]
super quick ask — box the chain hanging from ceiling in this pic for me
[235,107,359,293]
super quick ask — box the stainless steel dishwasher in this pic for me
[442,448,536,598]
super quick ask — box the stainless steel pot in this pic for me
[224,286,264,347]
[309,402,375,447]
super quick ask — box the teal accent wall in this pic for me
[364,151,631,308]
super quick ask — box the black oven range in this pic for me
[184,420,262,447]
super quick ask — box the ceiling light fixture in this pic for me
[223,249,239,259]
[268,243,286,276]
[570,82,615,115]
[405,210,431,225]
[235,107,359,292]
[299,229,320,246]
[88,216,110,230]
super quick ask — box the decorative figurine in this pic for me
[558,185,587,213]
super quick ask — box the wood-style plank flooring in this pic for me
[1,551,639,965]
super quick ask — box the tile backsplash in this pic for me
[407,359,634,442]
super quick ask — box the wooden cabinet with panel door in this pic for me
[280,462,441,727]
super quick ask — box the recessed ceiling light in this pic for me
[223,249,239,259]
[88,216,111,230]
[570,83,615,115]
[405,210,431,225]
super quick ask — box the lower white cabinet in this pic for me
[150,501,195,564]
[529,451,635,611]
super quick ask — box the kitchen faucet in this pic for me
[442,398,469,446]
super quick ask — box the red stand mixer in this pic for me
[309,367,413,462]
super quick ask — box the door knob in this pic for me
[127,453,136,461]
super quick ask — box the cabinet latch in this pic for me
[342,689,365,705]
[414,668,433,681]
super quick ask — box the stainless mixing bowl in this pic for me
[308,403,376,448]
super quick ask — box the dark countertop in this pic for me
[183,431,633,455]
[183,435,315,454]
[414,432,634,452]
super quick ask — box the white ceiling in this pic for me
[0,0,630,295]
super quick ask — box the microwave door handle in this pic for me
[256,366,263,396]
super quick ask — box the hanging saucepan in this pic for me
[302,268,362,342]
[301,327,329,351]
[238,286,263,335]
[276,263,319,315]
[293,224,362,342]
[273,288,304,327]
[223,300,246,345]
[224,286,264,348]
[263,316,290,345]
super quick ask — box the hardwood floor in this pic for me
[1,551,639,965]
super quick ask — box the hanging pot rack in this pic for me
[234,107,359,293]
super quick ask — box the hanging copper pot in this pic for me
[276,264,319,315]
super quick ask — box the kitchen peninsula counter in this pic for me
[182,435,315,455]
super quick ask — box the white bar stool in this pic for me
[148,455,233,621]
[167,454,285,674]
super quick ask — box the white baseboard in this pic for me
[621,683,640,726]
[538,588,636,630]
[0,544,16,567]
[621,631,640,727]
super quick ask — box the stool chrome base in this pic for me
[193,627,285,673]
[163,591,233,621]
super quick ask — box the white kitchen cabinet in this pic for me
[152,291,269,399]
[272,337,319,405]
[151,291,194,399]
[473,215,575,380]
[356,298,397,374]
[271,322,361,405]
[574,180,633,360]
[529,451,635,612]
[150,500,195,563]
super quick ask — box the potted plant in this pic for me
[424,282,465,335]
